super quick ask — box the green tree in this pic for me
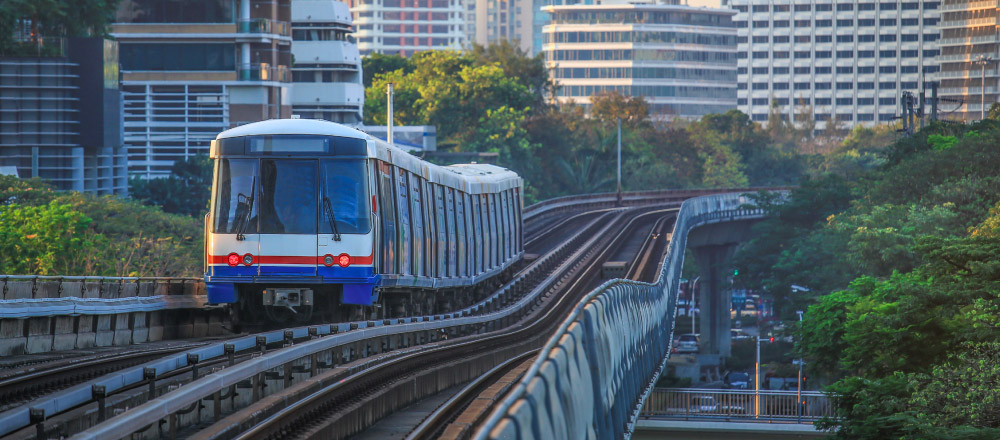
[129,154,213,217]
[0,201,99,275]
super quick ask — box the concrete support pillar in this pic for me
[693,244,736,359]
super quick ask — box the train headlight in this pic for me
[227,253,240,267]
[323,254,335,267]
[338,253,351,268]
[242,254,254,266]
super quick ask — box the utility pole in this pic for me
[796,310,804,423]
[616,118,622,205]
[931,82,939,122]
[755,335,762,419]
[387,83,394,144]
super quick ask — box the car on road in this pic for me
[676,333,700,354]
[725,372,751,389]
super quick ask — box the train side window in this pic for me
[445,187,457,278]
[409,173,424,277]
[395,168,411,276]
[501,190,510,263]
[455,190,466,278]
[514,187,522,251]
[377,162,396,274]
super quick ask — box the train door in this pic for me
[500,191,510,263]
[408,173,424,277]
[258,159,317,276]
[396,168,411,276]
[435,185,447,278]
[472,195,483,275]
[423,180,435,278]
[377,162,396,274]
[455,190,466,278]
[487,194,498,270]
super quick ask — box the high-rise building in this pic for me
[474,0,534,54]
[0,38,128,194]
[291,0,364,124]
[731,0,941,129]
[113,0,293,179]
[543,2,738,120]
[938,0,999,121]
[347,0,466,55]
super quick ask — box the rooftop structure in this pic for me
[291,0,364,124]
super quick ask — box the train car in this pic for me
[204,119,523,324]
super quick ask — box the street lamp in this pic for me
[974,56,995,120]
[755,334,774,418]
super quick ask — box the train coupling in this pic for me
[262,288,314,313]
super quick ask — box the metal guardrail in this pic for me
[521,187,785,221]
[641,388,833,423]
[477,192,787,440]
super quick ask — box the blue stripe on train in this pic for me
[206,265,378,306]
[208,265,374,279]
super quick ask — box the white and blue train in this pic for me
[204,119,524,323]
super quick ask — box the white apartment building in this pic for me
[732,0,941,129]
[543,2,738,120]
[938,0,1000,121]
[474,0,534,54]
[346,0,467,55]
[291,0,364,124]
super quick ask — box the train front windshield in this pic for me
[213,154,370,235]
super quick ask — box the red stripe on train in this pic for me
[208,253,374,265]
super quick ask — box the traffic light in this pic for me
[769,337,775,343]
[733,268,739,276]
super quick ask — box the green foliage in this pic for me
[928,134,959,151]
[0,176,203,277]
[129,154,213,217]
[0,0,119,55]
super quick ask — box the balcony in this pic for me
[939,33,1000,47]
[940,16,999,28]
[238,63,291,82]
[942,0,998,12]
[238,18,290,36]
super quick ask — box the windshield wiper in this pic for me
[235,177,255,241]
[322,188,342,241]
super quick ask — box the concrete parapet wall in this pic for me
[0,277,207,356]
[479,192,784,440]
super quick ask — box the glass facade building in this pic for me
[938,0,1000,121]
[0,38,128,194]
[543,2,738,120]
[113,0,293,179]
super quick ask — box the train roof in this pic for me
[215,119,521,194]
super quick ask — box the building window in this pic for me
[774,35,790,43]
[924,17,939,26]
[116,0,233,23]
[857,97,874,105]
[753,20,770,27]
[795,19,811,27]
[858,66,875,74]
[753,67,768,74]
[879,2,897,10]
[837,35,854,43]
[836,97,853,105]
[901,81,918,89]
[858,3,875,10]
[858,19,875,26]
[753,36,768,43]
[879,113,895,121]
[815,98,832,105]
[901,34,918,42]
[795,51,810,59]
[923,49,939,57]
[753,113,768,121]
[774,98,789,105]
[120,43,236,71]
[775,5,790,12]
[752,82,769,90]
[774,83,789,90]
[774,67,789,74]
[738,67,748,75]
[752,5,768,12]
[738,36,749,44]
[815,83,832,90]
[816,20,832,27]
[901,65,918,73]
[795,82,811,90]
[773,51,789,58]
[836,66,853,74]
[858,35,875,42]
[838,114,854,121]
[837,3,854,11]
[816,66,831,74]
[738,83,748,90]
[837,19,853,27]
[794,4,811,12]
[816,51,832,58]
[837,50,854,58]
[752,98,768,105]
[879,66,897,74]
[858,82,875,89]
[837,82,853,90]
[795,66,810,74]
[816,4,832,11]
[737,98,748,105]
[923,66,939,73]
[816,35,832,43]
[774,20,789,27]
[857,114,874,121]
[924,34,939,42]
[879,81,895,88]
[753,51,769,58]
[925,2,940,9]
[795,35,811,43]
[879,34,897,42]
[879,97,896,105]
[901,18,918,26]
[880,50,897,58]
[901,2,920,9]
[879,18,897,26]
